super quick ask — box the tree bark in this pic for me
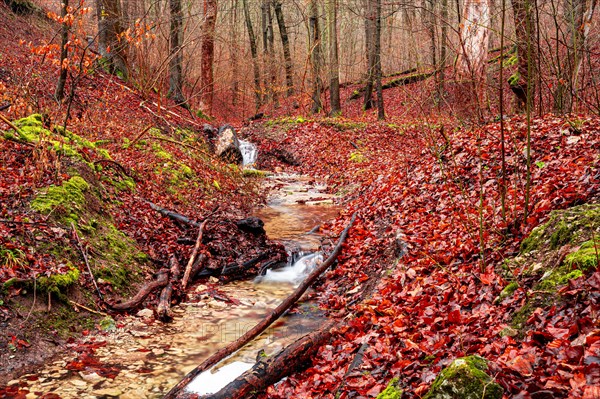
[309,0,323,113]
[96,0,128,79]
[55,0,69,101]
[457,0,491,103]
[510,0,536,111]
[243,0,262,110]
[168,0,186,106]
[157,255,180,322]
[273,0,294,96]
[109,269,169,311]
[326,0,341,115]
[374,0,384,119]
[438,0,448,101]
[363,0,375,110]
[201,0,218,113]
[164,214,356,399]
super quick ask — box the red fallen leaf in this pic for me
[571,373,588,389]
[567,345,585,364]
[479,272,495,285]
[414,384,429,396]
[547,327,570,340]
[448,309,461,324]
[584,385,600,399]
[506,352,536,376]
[366,383,384,397]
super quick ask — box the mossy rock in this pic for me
[31,176,89,224]
[423,356,502,399]
[520,203,600,254]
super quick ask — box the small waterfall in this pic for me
[255,252,323,286]
[238,139,258,166]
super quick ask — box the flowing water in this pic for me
[8,173,339,398]
[239,140,258,167]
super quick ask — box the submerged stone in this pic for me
[423,356,502,399]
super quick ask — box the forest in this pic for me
[0,0,599,398]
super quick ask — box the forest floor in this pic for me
[1,3,600,399]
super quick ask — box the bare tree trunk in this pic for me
[230,0,239,106]
[457,0,491,108]
[273,0,294,96]
[267,1,278,107]
[55,0,69,101]
[242,0,262,111]
[374,0,384,119]
[510,0,537,111]
[363,0,375,110]
[326,0,341,115]
[309,0,322,113]
[97,0,128,79]
[201,0,218,113]
[554,0,596,113]
[438,0,448,101]
[168,0,186,106]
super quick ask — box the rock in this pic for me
[209,276,219,284]
[69,379,88,387]
[214,125,243,164]
[136,308,153,319]
[423,356,502,399]
[236,217,266,235]
[92,387,123,397]
[195,284,208,293]
[80,372,105,383]
[152,348,165,356]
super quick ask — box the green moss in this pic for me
[376,378,402,399]
[537,267,584,291]
[152,143,173,160]
[550,221,572,249]
[35,306,94,338]
[242,169,270,177]
[521,224,545,253]
[423,356,502,399]
[31,176,89,224]
[565,239,599,270]
[508,72,521,86]
[37,265,80,300]
[496,282,519,302]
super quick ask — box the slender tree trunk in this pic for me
[510,0,537,111]
[55,0,69,101]
[363,0,375,110]
[96,0,128,79]
[374,0,384,119]
[230,0,239,106]
[309,0,322,113]
[273,0,294,96]
[242,0,262,110]
[266,1,278,107]
[168,0,186,106]
[201,0,217,113]
[438,0,448,102]
[326,0,341,115]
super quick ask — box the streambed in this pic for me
[8,174,339,398]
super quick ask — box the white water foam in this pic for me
[255,252,323,286]
[186,361,253,395]
[239,139,258,166]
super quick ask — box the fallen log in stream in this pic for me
[202,321,336,399]
[163,213,357,399]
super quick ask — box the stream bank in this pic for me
[3,173,340,398]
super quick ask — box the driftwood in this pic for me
[110,269,169,311]
[182,220,208,289]
[201,321,336,399]
[349,70,435,100]
[164,213,357,399]
[157,255,181,322]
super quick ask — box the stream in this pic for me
[9,170,339,398]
